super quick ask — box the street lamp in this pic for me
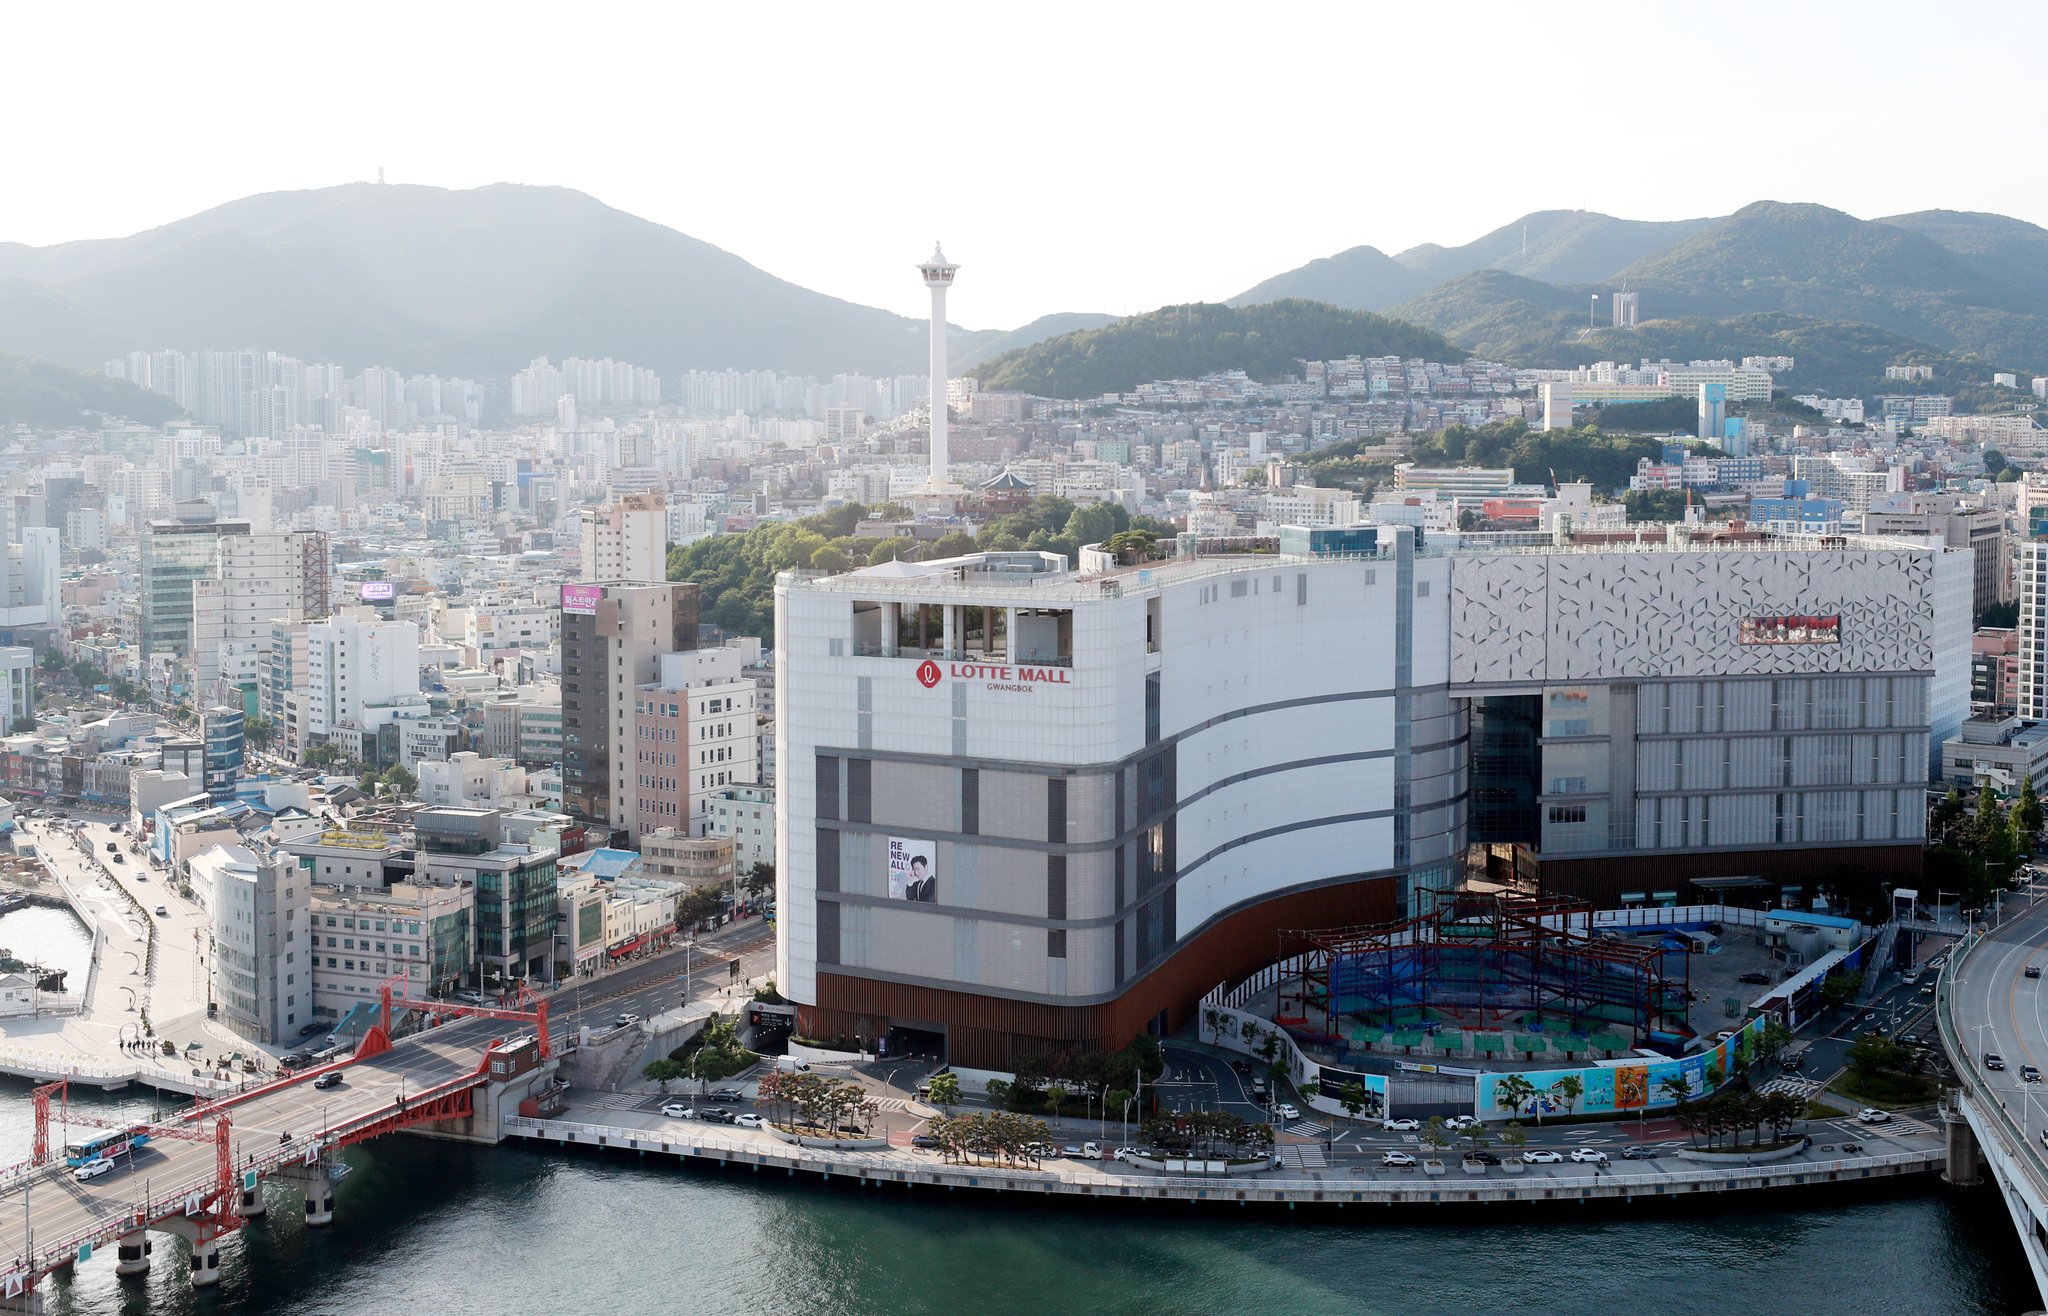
[1974,1022,1995,1065]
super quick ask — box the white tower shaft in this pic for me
[929,280,949,487]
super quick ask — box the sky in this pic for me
[5,0,2046,331]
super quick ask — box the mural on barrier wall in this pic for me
[1474,1015,1768,1122]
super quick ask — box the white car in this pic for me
[1274,1103,1300,1120]
[1443,1115,1478,1131]
[1381,1151,1417,1167]
[661,1103,695,1119]
[1856,1108,1892,1124]
[1382,1118,1421,1131]
[456,990,487,1005]
[1569,1148,1608,1163]
[73,1158,114,1182]
[735,1113,765,1128]
[1521,1149,1565,1164]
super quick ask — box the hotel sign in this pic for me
[917,659,1071,693]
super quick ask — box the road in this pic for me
[1948,891,2048,1145]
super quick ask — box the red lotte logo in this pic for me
[916,660,943,689]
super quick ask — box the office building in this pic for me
[194,846,310,1043]
[140,504,249,669]
[0,648,32,730]
[308,881,475,1020]
[189,530,330,691]
[413,807,557,988]
[303,608,421,742]
[776,533,1970,1067]
[559,581,699,839]
[631,647,759,842]
[199,706,245,800]
[577,492,669,584]
[705,784,776,871]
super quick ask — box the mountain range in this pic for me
[0,183,1103,381]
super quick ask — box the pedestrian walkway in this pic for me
[584,1092,654,1111]
[1859,1115,1934,1139]
[1757,1076,1825,1099]
[1285,1120,1328,1138]
[1277,1143,1328,1169]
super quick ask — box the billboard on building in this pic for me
[1472,1015,1768,1121]
[358,581,396,602]
[887,837,936,902]
[561,583,602,616]
[1738,614,1840,645]
[1313,1066,1389,1120]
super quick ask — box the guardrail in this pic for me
[502,1114,1938,1196]
[1937,926,2048,1211]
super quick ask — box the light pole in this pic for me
[1974,1022,1995,1065]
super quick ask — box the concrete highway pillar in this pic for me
[188,1240,221,1288]
[1944,1112,1984,1187]
[303,1174,335,1227]
[240,1181,266,1218]
[114,1230,153,1277]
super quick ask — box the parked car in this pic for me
[1737,972,1772,985]
[1521,1150,1565,1164]
[661,1103,694,1119]
[299,1022,326,1038]
[1442,1115,1478,1131]
[735,1113,765,1128]
[1382,1118,1421,1132]
[73,1158,115,1182]
[1381,1151,1417,1167]
[700,1108,736,1124]
[281,1052,313,1067]
[911,1134,940,1149]
[1274,1103,1300,1121]
[1841,1142,1863,1154]
[709,1088,744,1102]
[312,1071,342,1090]
[1112,1147,1141,1162]
[456,991,487,1005]
[1857,1108,1892,1124]
[1024,1142,1058,1159]
[1986,1054,2007,1071]
[1621,1145,1661,1160]
[1462,1151,1501,1165]
[1569,1148,1608,1163]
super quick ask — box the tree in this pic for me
[1818,970,1865,1016]
[1102,529,1159,565]
[381,764,417,798]
[1335,1081,1369,1126]
[924,1071,960,1113]
[244,716,275,750]
[1658,1073,1694,1107]
[1498,1121,1528,1155]
[2017,778,2044,846]
[743,862,776,900]
[1985,448,2009,476]
[7,716,32,734]
[866,535,917,564]
[643,1058,684,1093]
[1930,787,1967,845]
[1419,1116,1453,1165]
[1756,1018,1794,1068]
[808,544,849,574]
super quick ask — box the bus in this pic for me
[63,1123,152,1167]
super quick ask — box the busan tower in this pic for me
[914,242,963,507]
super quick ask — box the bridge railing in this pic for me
[500,1115,1938,1193]
[1936,926,2048,1211]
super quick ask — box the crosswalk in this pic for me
[1757,1076,1824,1099]
[1277,1143,1328,1169]
[1856,1115,1932,1139]
[1285,1121,1329,1138]
[584,1092,653,1111]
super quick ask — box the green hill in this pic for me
[1228,246,1433,312]
[0,353,183,427]
[972,300,1463,399]
[1392,209,1716,286]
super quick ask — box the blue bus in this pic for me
[64,1123,151,1167]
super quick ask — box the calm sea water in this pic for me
[0,910,2035,1316]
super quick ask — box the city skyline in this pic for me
[5,1,2046,328]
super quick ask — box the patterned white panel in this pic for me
[1451,548,1937,686]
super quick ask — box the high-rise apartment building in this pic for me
[577,492,669,584]
[190,529,331,689]
[303,607,421,741]
[559,581,699,839]
[193,845,310,1043]
[139,503,249,667]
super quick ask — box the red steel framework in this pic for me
[375,973,551,1058]
[1279,890,1689,1048]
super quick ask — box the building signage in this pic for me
[916,661,1071,693]
[561,583,602,616]
[358,581,397,602]
[1738,614,1840,646]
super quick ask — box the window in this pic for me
[1547,805,1587,824]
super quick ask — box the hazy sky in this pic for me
[6,0,2045,330]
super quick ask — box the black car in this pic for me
[312,1071,342,1090]
[912,1134,941,1149]
[299,1022,327,1037]
[1621,1145,1662,1159]
[1737,972,1772,985]
[2029,965,2043,980]
[281,1052,313,1067]
[1462,1151,1501,1165]
[1987,1053,2007,1071]
[1231,1059,1249,1074]
[709,1088,744,1102]
[700,1108,736,1124]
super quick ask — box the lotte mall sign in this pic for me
[917,659,1070,693]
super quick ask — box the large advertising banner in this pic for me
[887,837,936,902]
[1473,1017,1767,1121]
[1313,1066,1389,1121]
[561,583,602,615]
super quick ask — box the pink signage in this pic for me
[561,583,602,615]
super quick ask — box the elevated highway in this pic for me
[1937,895,2048,1307]
[0,990,558,1311]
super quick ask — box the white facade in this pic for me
[705,784,776,870]
[303,607,421,738]
[195,845,310,1043]
[578,492,669,584]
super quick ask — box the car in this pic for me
[1899,1033,1926,1047]
[154,905,167,916]
[1918,985,1935,997]
[312,1071,342,1090]
[735,1113,765,1128]
[1112,1147,1141,1162]
[911,1134,941,1149]
[1462,1151,1500,1165]
[1857,1108,1892,1124]
[613,1013,641,1028]
[281,1052,313,1067]
[299,1022,326,1038]
[1061,1144,1085,1157]
[1929,955,1949,971]
[1442,1115,1478,1131]
[1902,971,1922,985]
[1621,1146,1662,1160]
[1274,1103,1300,1120]
[700,1108,735,1124]
[1569,1148,1608,1163]
[1780,1054,1804,1073]
[1986,1054,2007,1071]
[111,852,125,863]
[1382,1118,1421,1131]
[708,1088,744,1102]
[2026,1066,2043,1085]
[73,1158,115,1182]
[1521,1150,1565,1164]
[105,841,118,853]
[135,873,147,882]
[661,1102,694,1118]
[1381,1151,1417,1167]
[1841,1141,1864,1154]
[1231,1059,1250,1074]
[456,990,487,1005]
[1737,972,1773,985]
[2030,966,2044,980]
[1024,1142,1058,1159]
